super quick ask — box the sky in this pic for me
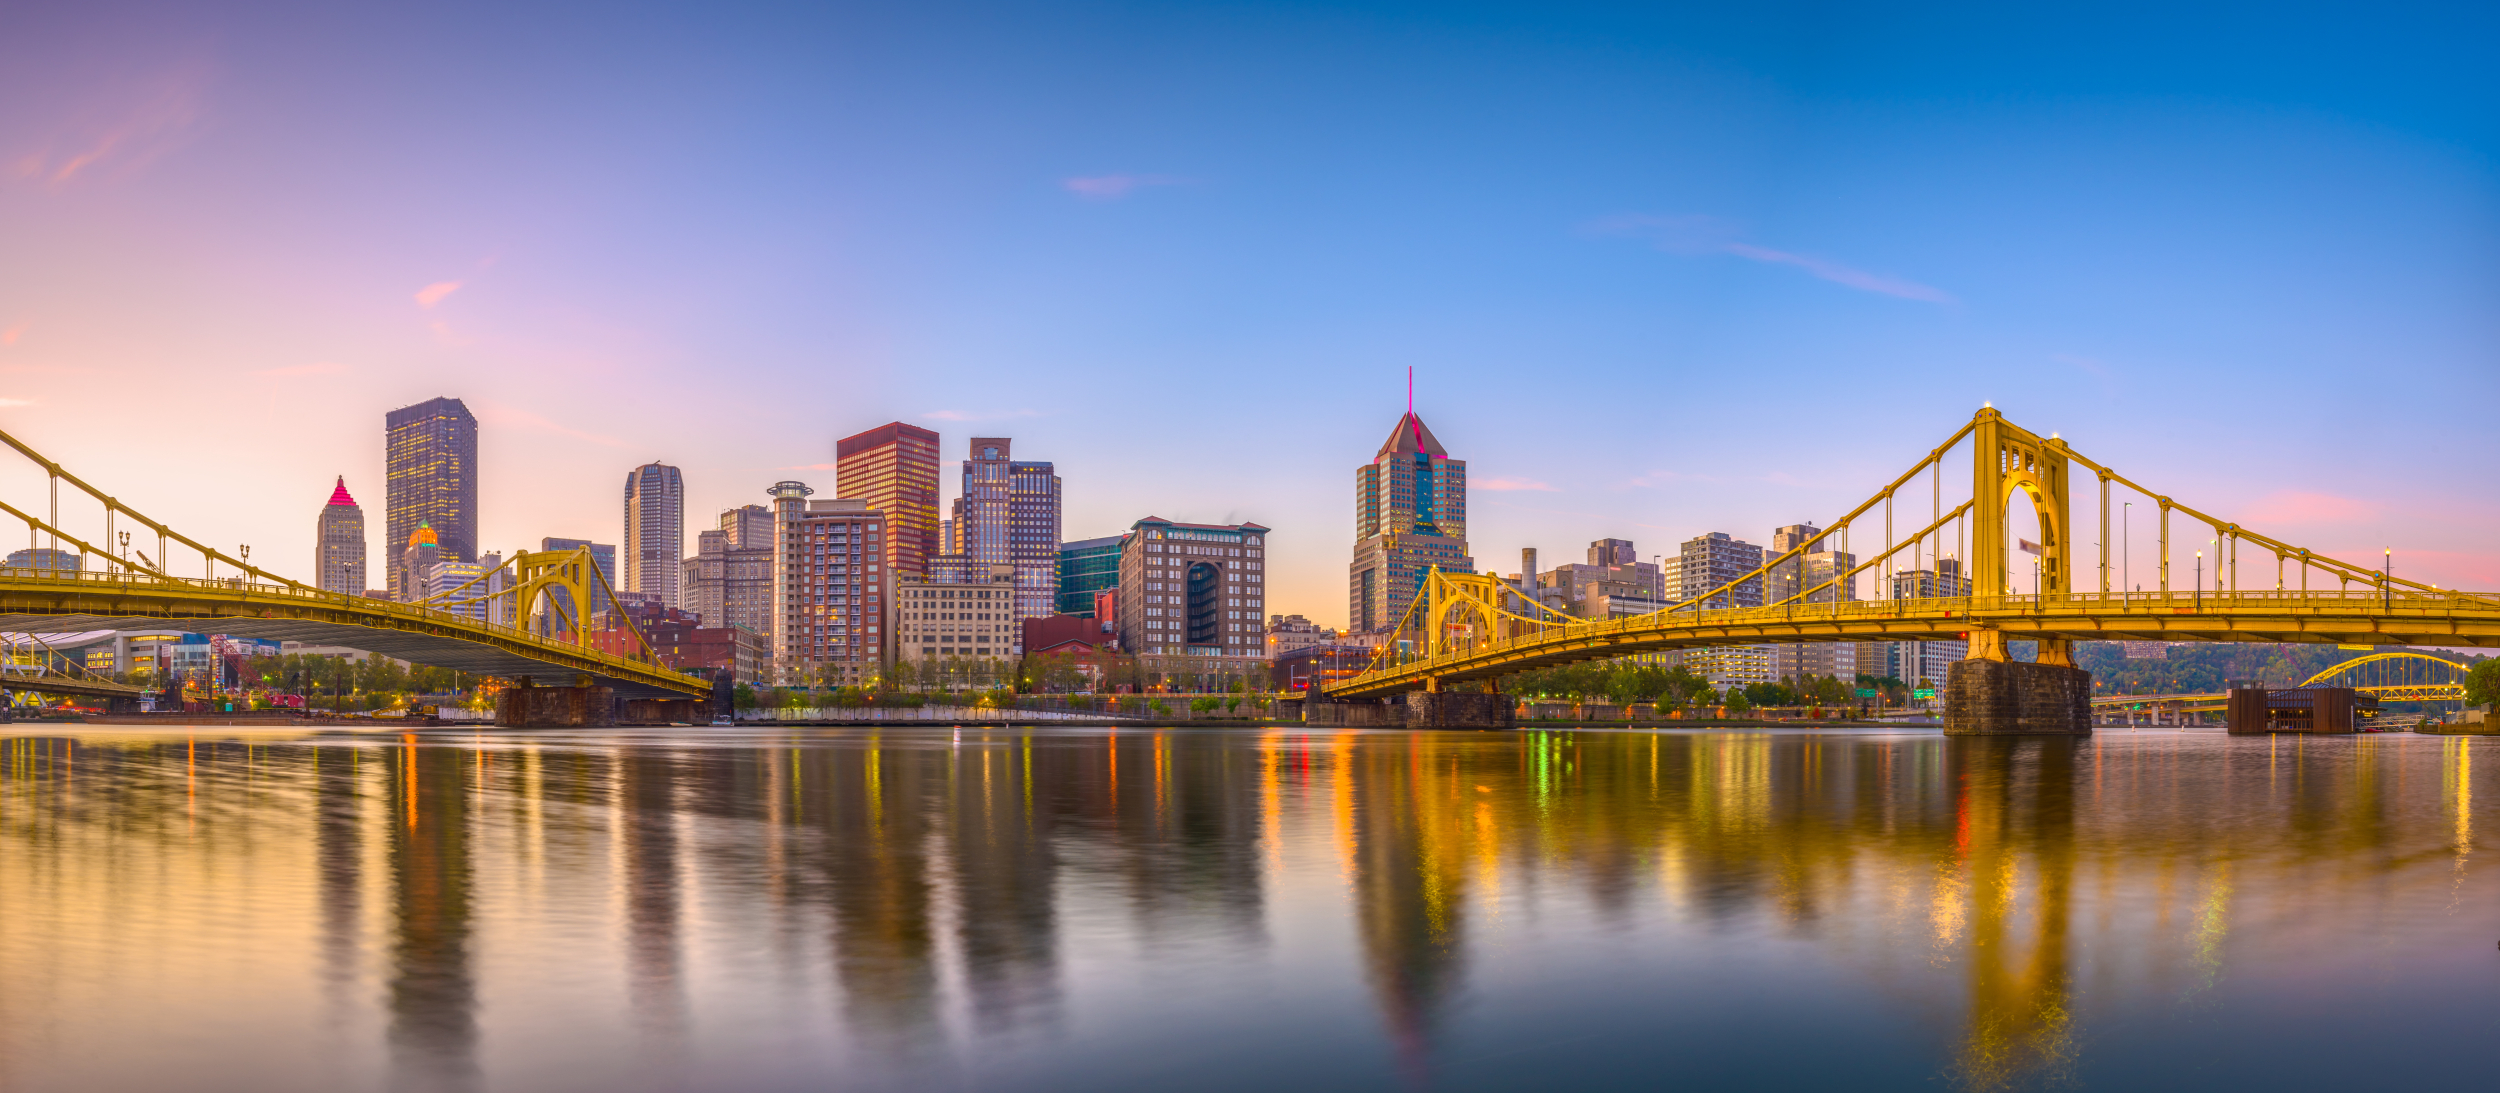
[2,0,2494,627]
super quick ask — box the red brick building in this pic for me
[591,603,768,682]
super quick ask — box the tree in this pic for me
[2467,658,2500,708]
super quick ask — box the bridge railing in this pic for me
[0,565,703,686]
[1346,585,2499,686]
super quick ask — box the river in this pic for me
[0,725,2488,1091]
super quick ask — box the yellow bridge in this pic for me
[1332,407,2499,701]
[0,430,707,700]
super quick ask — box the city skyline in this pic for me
[3,3,2494,626]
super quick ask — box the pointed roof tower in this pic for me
[325,476,358,507]
[1375,412,1448,460]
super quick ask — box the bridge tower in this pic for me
[1948,408,2091,735]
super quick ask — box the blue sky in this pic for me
[2,1,2493,622]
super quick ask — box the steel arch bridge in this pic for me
[2297,652,2471,703]
[0,429,706,699]
[1329,407,2500,699]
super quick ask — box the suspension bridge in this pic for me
[0,428,709,708]
[1325,407,2499,732]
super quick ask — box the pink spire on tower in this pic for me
[325,476,357,507]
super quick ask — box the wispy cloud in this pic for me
[1478,475,1556,492]
[925,408,1042,422]
[414,281,463,308]
[473,400,624,448]
[1590,214,1955,304]
[1063,174,1183,200]
[0,325,23,346]
[251,361,346,378]
[2240,490,2378,526]
[12,63,209,186]
[0,398,33,408]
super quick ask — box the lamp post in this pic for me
[2122,502,2130,599]
[2194,550,2202,610]
[2384,547,2392,612]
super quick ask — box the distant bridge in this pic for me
[1331,408,2499,699]
[0,429,707,699]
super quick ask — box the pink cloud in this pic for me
[15,64,208,186]
[2239,490,2378,526]
[472,399,623,448]
[1591,215,1955,304]
[1478,476,1555,492]
[0,325,23,346]
[414,281,462,308]
[1063,174,1181,200]
[0,398,33,408]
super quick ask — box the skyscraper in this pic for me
[385,397,478,596]
[835,422,941,580]
[1349,412,1472,635]
[1767,523,1856,684]
[770,484,887,687]
[316,476,367,596]
[538,537,616,629]
[623,462,685,610]
[946,437,1062,624]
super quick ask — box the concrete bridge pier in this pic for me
[1943,660,2092,736]
[1403,691,1516,730]
[1301,693,1407,727]
[498,677,616,728]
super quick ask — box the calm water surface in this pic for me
[0,725,2492,1091]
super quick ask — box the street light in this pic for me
[2194,550,2202,610]
[2122,502,2130,598]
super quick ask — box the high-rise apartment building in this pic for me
[384,397,478,596]
[1057,535,1124,616]
[1117,517,1270,657]
[315,477,367,596]
[944,438,1062,623]
[770,486,886,686]
[623,462,685,610]
[682,504,773,635]
[1678,532,1765,608]
[835,422,941,581]
[1349,413,1472,634]
[1533,538,1665,617]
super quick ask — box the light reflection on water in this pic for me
[0,726,2489,1092]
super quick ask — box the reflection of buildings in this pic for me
[386,745,479,1092]
[802,744,944,1051]
[948,735,1062,1031]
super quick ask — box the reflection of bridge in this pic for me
[1329,408,2498,732]
[0,429,706,699]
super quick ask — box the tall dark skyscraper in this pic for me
[946,437,1061,623]
[835,422,941,579]
[385,397,478,596]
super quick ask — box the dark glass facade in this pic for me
[1055,535,1123,616]
[384,397,478,596]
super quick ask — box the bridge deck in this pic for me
[1328,588,2500,698]
[0,570,707,699]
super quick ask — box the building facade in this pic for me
[1766,523,1858,684]
[316,477,367,596]
[1265,614,1337,658]
[771,488,885,686]
[1349,412,1472,634]
[943,437,1063,624]
[1117,517,1271,659]
[3,548,80,573]
[682,504,773,635]
[1871,559,1972,687]
[835,422,941,581]
[895,564,1020,675]
[1677,532,1765,607]
[623,462,685,610]
[1056,534,1125,616]
[1536,538,1665,617]
[384,397,478,596]
[538,538,617,629]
